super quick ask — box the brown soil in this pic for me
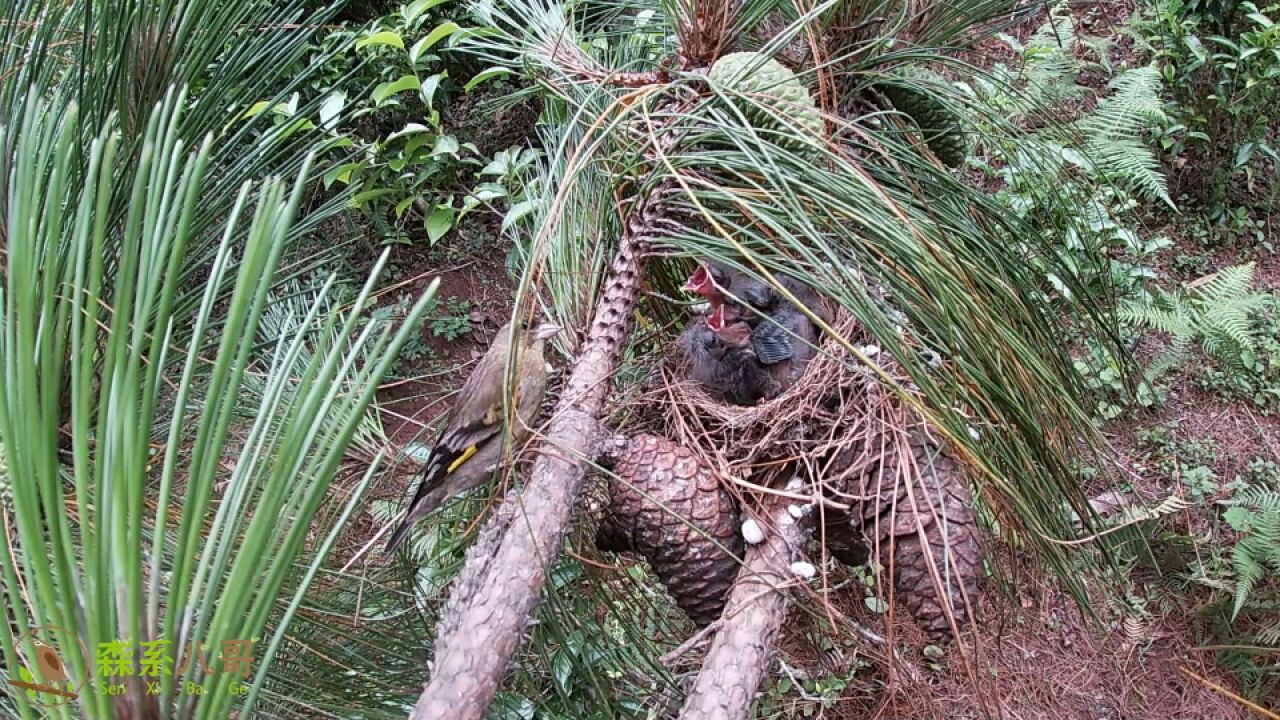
[770,573,1255,719]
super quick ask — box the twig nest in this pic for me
[624,307,984,641]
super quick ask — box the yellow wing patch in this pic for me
[447,445,478,473]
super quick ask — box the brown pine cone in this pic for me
[595,434,743,626]
[873,439,982,640]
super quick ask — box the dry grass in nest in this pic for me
[623,310,926,514]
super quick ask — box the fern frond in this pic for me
[1121,263,1269,374]
[1232,542,1266,620]
[1119,302,1193,339]
[1192,262,1257,299]
[1081,134,1171,205]
[1255,621,1280,646]
[1086,66,1167,137]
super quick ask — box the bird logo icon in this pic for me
[6,626,87,707]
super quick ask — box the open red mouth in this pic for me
[682,264,710,294]
[706,301,725,332]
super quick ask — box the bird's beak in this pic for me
[682,264,709,294]
[533,323,564,340]
[705,302,725,332]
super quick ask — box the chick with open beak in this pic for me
[678,301,778,405]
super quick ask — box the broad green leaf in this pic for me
[323,162,364,188]
[242,99,275,118]
[469,182,506,202]
[404,133,435,157]
[410,23,459,64]
[551,651,573,695]
[1235,142,1256,168]
[357,30,405,50]
[352,188,399,207]
[421,72,447,110]
[464,66,512,91]
[373,74,422,105]
[319,92,345,130]
[501,199,538,232]
[426,204,455,243]
[387,122,432,142]
[1184,35,1208,62]
[403,0,450,22]
[481,156,509,176]
[395,195,418,219]
[1223,506,1254,532]
[318,136,354,151]
[431,134,460,156]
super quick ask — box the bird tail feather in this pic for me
[383,451,454,556]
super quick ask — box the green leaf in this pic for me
[431,134,460,157]
[403,0,450,22]
[319,92,345,130]
[1184,35,1208,62]
[551,650,574,695]
[420,72,447,110]
[426,204,455,243]
[410,23,459,64]
[1223,506,1255,532]
[1235,142,1255,168]
[352,188,399,208]
[323,162,364,189]
[864,596,888,613]
[241,99,277,118]
[372,74,422,105]
[464,66,512,91]
[387,122,432,142]
[395,195,418,219]
[502,199,538,232]
[356,30,405,50]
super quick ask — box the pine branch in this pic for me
[409,181,672,720]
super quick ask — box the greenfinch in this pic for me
[383,319,562,555]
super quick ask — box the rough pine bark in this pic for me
[409,183,669,720]
[678,502,807,720]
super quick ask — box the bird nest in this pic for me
[605,308,984,639]
[629,310,918,508]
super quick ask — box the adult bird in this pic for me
[383,319,562,555]
[678,302,778,405]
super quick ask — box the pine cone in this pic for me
[596,434,743,626]
[855,437,982,640]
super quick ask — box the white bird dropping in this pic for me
[790,561,816,579]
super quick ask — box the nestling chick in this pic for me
[683,259,828,396]
[383,319,562,555]
[678,303,778,405]
[686,259,825,315]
